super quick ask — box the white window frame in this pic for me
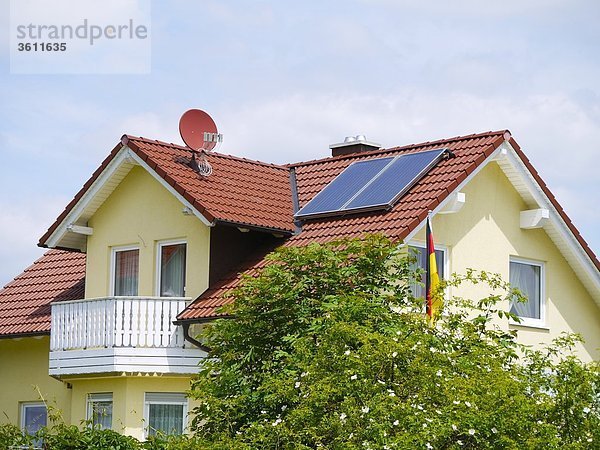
[20,402,47,434]
[509,256,546,329]
[110,245,140,296]
[407,241,449,299]
[155,240,187,297]
[86,393,113,430]
[143,392,188,438]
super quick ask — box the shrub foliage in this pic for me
[189,235,600,449]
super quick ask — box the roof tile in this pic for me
[0,250,85,337]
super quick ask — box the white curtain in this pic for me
[91,401,113,429]
[148,403,184,436]
[160,244,186,297]
[509,261,540,319]
[114,249,139,296]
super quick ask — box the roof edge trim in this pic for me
[42,146,137,249]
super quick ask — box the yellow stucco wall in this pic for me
[85,166,210,300]
[69,375,198,440]
[412,162,600,361]
[0,337,71,426]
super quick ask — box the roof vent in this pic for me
[330,135,381,157]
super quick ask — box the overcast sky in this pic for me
[0,0,599,286]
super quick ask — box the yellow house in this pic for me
[1,129,598,439]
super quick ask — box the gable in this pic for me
[409,162,600,360]
[85,166,210,299]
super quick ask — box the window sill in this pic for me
[509,320,549,331]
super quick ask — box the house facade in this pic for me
[1,129,598,439]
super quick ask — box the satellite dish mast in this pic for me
[179,109,223,177]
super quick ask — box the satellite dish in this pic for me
[179,109,223,152]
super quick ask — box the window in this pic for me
[157,242,187,297]
[113,247,139,296]
[21,402,47,436]
[409,244,446,299]
[509,258,545,326]
[144,393,187,437]
[87,393,113,429]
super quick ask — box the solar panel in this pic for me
[345,148,446,211]
[295,148,448,219]
[294,157,394,218]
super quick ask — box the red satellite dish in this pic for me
[179,109,221,152]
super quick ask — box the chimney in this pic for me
[329,135,381,157]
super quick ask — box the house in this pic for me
[1,129,598,440]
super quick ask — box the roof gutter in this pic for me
[0,331,50,340]
[213,219,294,236]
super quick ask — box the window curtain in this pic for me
[509,261,540,319]
[409,247,444,298]
[148,403,184,436]
[91,401,113,429]
[160,244,186,297]
[115,249,139,296]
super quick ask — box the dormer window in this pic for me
[158,241,187,297]
[112,247,139,296]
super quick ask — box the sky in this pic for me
[0,0,599,286]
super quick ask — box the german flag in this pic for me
[426,216,441,326]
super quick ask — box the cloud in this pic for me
[0,195,68,286]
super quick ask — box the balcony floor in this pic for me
[49,346,207,377]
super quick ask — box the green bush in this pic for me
[189,235,600,449]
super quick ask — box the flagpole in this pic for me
[425,210,432,318]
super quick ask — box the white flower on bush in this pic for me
[361,406,369,414]
[468,429,475,435]
[350,374,358,380]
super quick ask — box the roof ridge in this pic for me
[288,129,508,168]
[125,135,289,171]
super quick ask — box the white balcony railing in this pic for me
[49,296,206,377]
[50,296,188,351]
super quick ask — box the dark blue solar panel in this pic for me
[345,148,446,211]
[295,157,394,218]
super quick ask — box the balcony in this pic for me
[49,297,206,377]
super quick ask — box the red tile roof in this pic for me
[180,130,600,321]
[0,250,85,337]
[288,131,505,245]
[125,137,295,233]
[180,131,508,320]
[5,129,597,332]
[38,136,295,247]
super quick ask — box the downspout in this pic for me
[289,167,302,234]
[181,322,211,353]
